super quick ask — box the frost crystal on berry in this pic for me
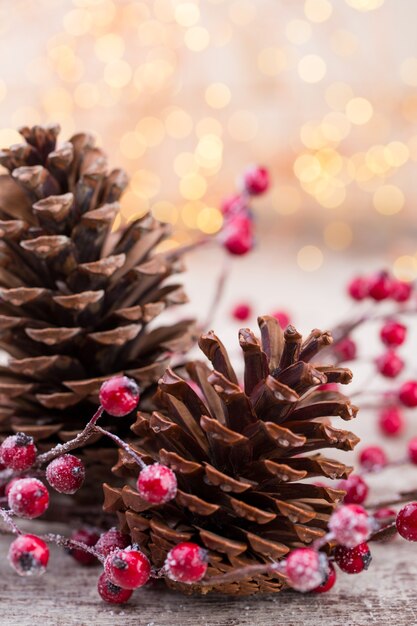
[329,505,371,548]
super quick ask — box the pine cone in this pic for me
[103,316,359,595]
[0,124,195,499]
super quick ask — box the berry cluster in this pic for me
[220,165,269,256]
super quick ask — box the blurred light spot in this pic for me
[322,113,351,142]
[181,201,204,228]
[331,29,358,57]
[174,2,200,27]
[184,26,210,51]
[325,82,354,111]
[324,221,352,250]
[196,117,223,138]
[294,154,322,183]
[195,134,223,167]
[298,54,327,83]
[304,0,333,23]
[345,0,384,11]
[42,86,73,116]
[174,152,198,177]
[373,185,404,215]
[135,117,165,147]
[227,110,258,141]
[384,141,409,167]
[95,34,125,62]
[197,206,223,233]
[104,60,132,88]
[393,255,417,281]
[120,190,149,221]
[120,132,146,159]
[180,173,207,200]
[345,97,373,125]
[205,83,231,109]
[63,8,92,36]
[273,186,301,215]
[400,57,417,86]
[151,201,178,224]
[11,106,42,127]
[74,82,100,109]
[0,128,23,146]
[165,108,193,138]
[285,20,312,45]
[257,47,287,75]
[130,170,161,199]
[297,245,324,271]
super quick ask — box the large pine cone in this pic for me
[104,316,359,595]
[0,125,195,500]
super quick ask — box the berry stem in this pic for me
[200,561,285,586]
[35,406,104,467]
[42,533,104,562]
[366,489,417,510]
[94,425,146,469]
[202,255,231,331]
[0,508,21,535]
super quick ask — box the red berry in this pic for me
[376,350,404,378]
[0,432,37,471]
[137,463,177,504]
[220,194,246,217]
[243,165,269,195]
[8,478,49,519]
[334,338,356,361]
[368,272,392,301]
[46,454,85,494]
[380,321,407,347]
[328,504,371,547]
[348,276,369,301]
[271,310,291,329]
[232,303,252,321]
[408,437,417,465]
[374,507,396,521]
[359,446,387,471]
[96,528,130,557]
[105,548,151,589]
[399,380,417,407]
[378,407,404,437]
[68,528,100,566]
[285,548,328,592]
[396,502,417,541]
[334,543,371,574]
[338,474,368,505]
[8,534,49,577]
[99,376,140,417]
[223,215,253,256]
[165,542,208,584]
[312,562,336,593]
[391,280,412,302]
[97,572,133,604]
[5,477,20,498]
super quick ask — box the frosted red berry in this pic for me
[137,463,177,504]
[0,432,37,471]
[8,478,49,519]
[376,350,404,378]
[5,477,20,498]
[285,548,328,592]
[221,193,246,217]
[359,446,387,471]
[271,310,291,329]
[96,528,130,557]
[105,548,151,589]
[334,337,356,361]
[68,528,100,566]
[243,165,269,195]
[329,504,371,547]
[338,474,368,505]
[232,303,252,321]
[97,572,133,604]
[396,502,417,541]
[165,542,208,584]
[334,543,371,574]
[399,380,417,407]
[408,437,417,465]
[312,562,336,594]
[8,534,49,577]
[46,454,85,494]
[391,280,412,302]
[380,321,407,347]
[223,215,253,255]
[378,406,403,437]
[348,276,368,301]
[368,272,392,301]
[99,376,140,417]
[374,507,396,522]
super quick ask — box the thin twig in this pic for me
[94,425,146,469]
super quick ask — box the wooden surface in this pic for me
[1,522,417,626]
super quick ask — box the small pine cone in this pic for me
[104,316,359,596]
[0,125,195,502]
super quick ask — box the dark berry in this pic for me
[359,446,387,471]
[8,534,49,577]
[97,572,133,604]
[380,321,407,347]
[399,380,417,407]
[68,528,100,566]
[338,474,368,505]
[396,502,417,541]
[99,376,140,417]
[8,478,49,519]
[105,548,151,589]
[165,542,208,584]
[46,454,85,494]
[378,407,404,437]
[285,548,328,592]
[243,165,270,195]
[312,562,336,593]
[334,542,371,574]
[0,432,36,471]
[137,463,177,504]
[96,528,130,557]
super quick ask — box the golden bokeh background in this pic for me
[1,0,417,275]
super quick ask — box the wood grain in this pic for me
[1,523,416,626]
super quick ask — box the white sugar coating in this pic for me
[286,550,328,592]
[329,505,371,548]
